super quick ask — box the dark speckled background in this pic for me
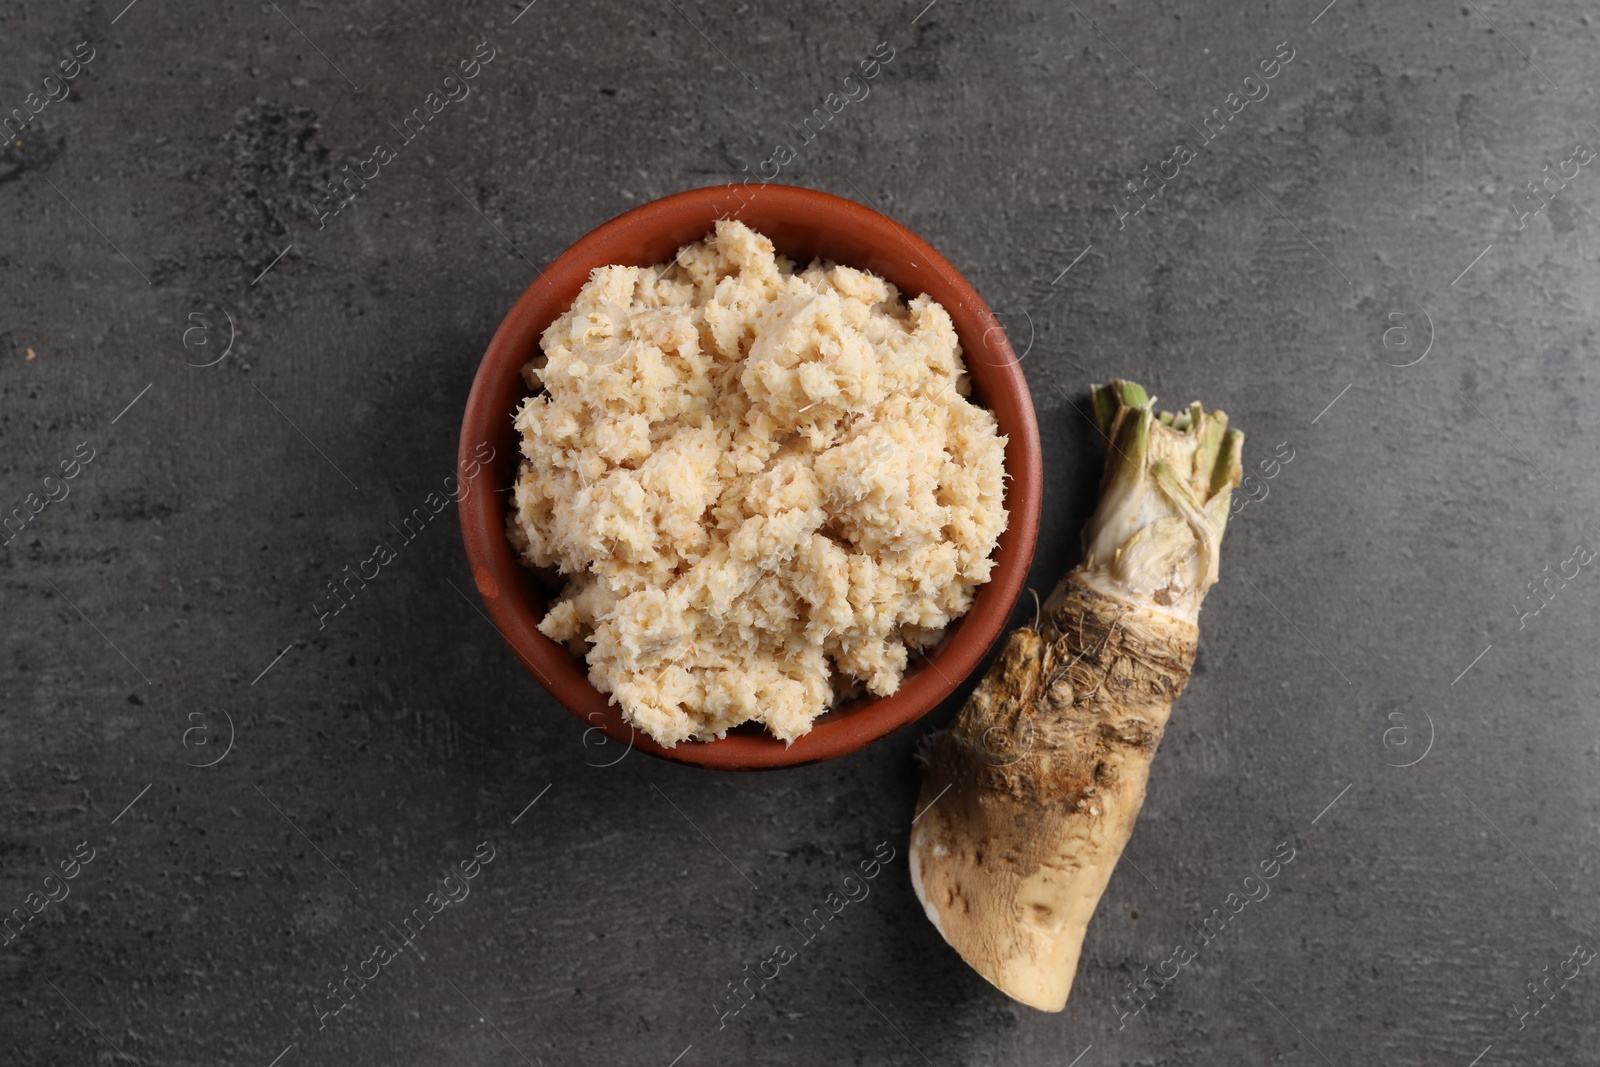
[3,0,1598,1064]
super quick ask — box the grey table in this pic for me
[3,1,1597,1064]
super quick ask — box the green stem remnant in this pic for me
[1076,380,1244,624]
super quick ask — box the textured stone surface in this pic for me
[2,1,1598,1064]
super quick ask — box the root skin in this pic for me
[910,571,1197,1011]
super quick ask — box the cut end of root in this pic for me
[909,750,1104,1013]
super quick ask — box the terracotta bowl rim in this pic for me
[456,183,1041,770]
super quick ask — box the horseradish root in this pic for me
[909,380,1243,1011]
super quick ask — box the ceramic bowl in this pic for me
[457,184,1041,769]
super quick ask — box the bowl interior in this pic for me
[458,184,1041,770]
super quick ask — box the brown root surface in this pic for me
[910,571,1197,1010]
